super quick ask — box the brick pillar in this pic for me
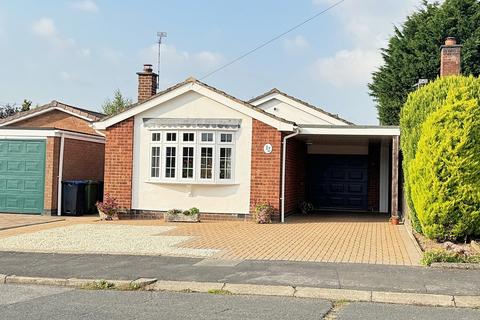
[440,37,462,76]
[137,64,158,102]
[43,137,60,215]
[250,119,283,220]
[104,117,134,209]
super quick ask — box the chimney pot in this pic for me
[143,64,153,72]
[445,37,457,46]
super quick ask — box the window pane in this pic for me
[219,147,232,180]
[166,132,177,142]
[151,133,161,142]
[151,146,160,177]
[220,133,232,143]
[201,132,213,142]
[200,147,213,179]
[182,147,194,179]
[182,133,195,142]
[165,147,176,178]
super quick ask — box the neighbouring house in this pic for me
[0,101,105,215]
[93,64,401,222]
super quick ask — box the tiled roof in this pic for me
[248,88,354,125]
[0,100,104,126]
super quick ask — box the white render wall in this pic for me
[256,98,334,125]
[131,91,253,214]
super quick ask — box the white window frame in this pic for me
[147,129,236,184]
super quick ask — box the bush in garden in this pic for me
[253,203,274,224]
[400,76,480,231]
[408,96,480,241]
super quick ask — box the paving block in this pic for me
[6,276,67,286]
[371,291,454,307]
[224,283,295,297]
[295,287,371,301]
[150,280,223,293]
[454,295,480,308]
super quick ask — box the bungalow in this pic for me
[93,65,400,222]
[0,101,105,215]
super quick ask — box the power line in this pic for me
[200,0,346,80]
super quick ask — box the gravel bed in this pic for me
[0,224,219,257]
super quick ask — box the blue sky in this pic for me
[0,0,426,124]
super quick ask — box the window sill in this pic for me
[146,179,238,186]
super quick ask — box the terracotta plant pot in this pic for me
[390,216,400,225]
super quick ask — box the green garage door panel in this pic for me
[0,140,46,214]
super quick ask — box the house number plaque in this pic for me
[263,143,273,154]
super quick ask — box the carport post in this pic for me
[57,133,65,216]
[281,128,299,223]
[391,135,400,217]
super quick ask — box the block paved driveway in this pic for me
[0,213,421,266]
[0,214,64,231]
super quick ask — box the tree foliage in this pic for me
[102,89,132,116]
[408,96,480,241]
[21,99,32,112]
[369,0,480,125]
[0,103,20,119]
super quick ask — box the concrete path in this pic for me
[0,214,64,231]
[1,284,479,320]
[0,252,478,296]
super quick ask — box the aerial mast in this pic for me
[156,32,167,89]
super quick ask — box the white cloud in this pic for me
[138,44,224,86]
[99,48,124,64]
[70,0,99,13]
[310,49,383,87]
[32,17,91,58]
[283,35,309,53]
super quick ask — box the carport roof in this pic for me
[297,124,400,136]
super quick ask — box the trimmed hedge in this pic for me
[408,96,480,241]
[400,76,480,231]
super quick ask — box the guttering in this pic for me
[280,127,300,223]
[57,133,65,216]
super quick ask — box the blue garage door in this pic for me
[0,140,46,214]
[307,155,368,210]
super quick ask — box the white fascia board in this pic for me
[251,93,349,126]
[299,126,400,136]
[94,82,295,132]
[0,128,105,143]
[0,107,94,127]
[93,84,192,130]
[193,84,294,131]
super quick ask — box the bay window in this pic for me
[149,130,235,183]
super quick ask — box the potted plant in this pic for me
[390,215,400,225]
[253,203,274,224]
[164,207,200,222]
[95,194,119,221]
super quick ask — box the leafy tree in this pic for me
[408,95,480,241]
[0,103,20,119]
[21,99,32,112]
[369,0,480,125]
[102,89,132,116]
[400,76,480,231]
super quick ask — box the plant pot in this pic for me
[98,210,117,221]
[164,212,200,223]
[390,216,400,225]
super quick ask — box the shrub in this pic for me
[166,209,182,216]
[95,194,119,218]
[421,249,480,266]
[408,96,480,241]
[253,203,274,224]
[400,76,480,231]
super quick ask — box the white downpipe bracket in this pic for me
[57,134,65,216]
[281,128,300,223]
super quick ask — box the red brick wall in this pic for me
[44,137,60,213]
[249,119,283,219]
[104,117,134,209]
[284,138,306,214]
[137,73,157,102]
[62,138,105,181]
[440,46,461,76]
[367,142,380,211]
[11,110,98,135]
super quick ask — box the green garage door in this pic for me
[0,140,46,214]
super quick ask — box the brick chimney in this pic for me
[440,37,462,76]
[137,64,158,102]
